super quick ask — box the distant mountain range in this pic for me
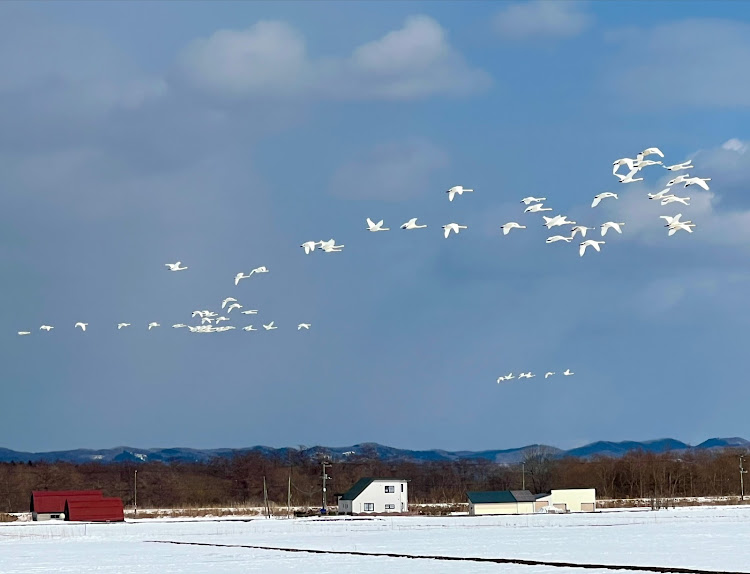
[1,437,748,465]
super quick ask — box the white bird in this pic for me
[235,272,252,285]
[201,317,214,325]
[226,303,242,313]
[75,322,88,331]
[571,226,595,238]
[400,218,427,230]
[263,321,277,330]
[579,240,605,257]
[615,168,643,183]
[215,316,229,325]
[546,235,573,243]
[242,325,258,331]
[648,188,673,201]
[320,241,344,252]
[366,218,389,232]
[668,221,696,236]
[683,177,711,191]
[191,310,207,318]
[241,309,258,315]
[221,297,237,309]
[634,160,663,172]
[18,331,31,336]
[592,192,618,208]
[447,185,473,202]
[544,372,555,379]
[601,222,624,236]
[639,147,664,158]
[543,215,575,229]
[40,325,53,331]
[298,323,311,330]
[117,323,130,329]
[496,376,506,384]
[660,195,690,206]
[442,223,468,238]
[520,196,546,205]
[301,241,320,254]
[172,324,188,328]
[148,322,160,330]
[667,174,692,187]
[165,261,188,271]
[659,213,682,228]
[661,213,686,227]
[663,160,693,171]
[250,266,268,275]
[503,373,514,380]
[203,311,217,318]
[519,372,535,379]
[501,222,526,235]
[613,157,637,175]
[563,369,574,376]
[524,203,552,213]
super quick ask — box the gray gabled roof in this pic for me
[466,490,536,504]
[339,478,407,501]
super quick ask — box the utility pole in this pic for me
[263,476,270,518]
[321,460,331,513]
[740,456,748,502]
[521,463,525,491]
[134,470,138,518]
[287,472,291,519]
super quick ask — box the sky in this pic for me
[2,0,750,453]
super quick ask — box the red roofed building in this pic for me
[65,497,124,522]
[30,490,103,521]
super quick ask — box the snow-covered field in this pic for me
[1,506,748,573]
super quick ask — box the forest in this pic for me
[1,446,747,513]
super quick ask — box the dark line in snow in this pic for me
[146,540,749,574]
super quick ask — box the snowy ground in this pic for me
[1,506,748,573]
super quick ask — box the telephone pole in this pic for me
[521,463,526,490]
[134,470,138,518]
[740,456,748,502]
[321,460,331,513]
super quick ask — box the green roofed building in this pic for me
[466,490,542,515]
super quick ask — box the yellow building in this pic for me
[467,490,539,515]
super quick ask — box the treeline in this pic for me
[0,446,747,513]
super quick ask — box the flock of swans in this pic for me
[16,145,705,389]
[16,270,312,336]
[498,369,574,384]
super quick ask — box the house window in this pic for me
[401,484,404,492]
[385,504,395,510]
[384,486,395,493]
[363,503,374,512]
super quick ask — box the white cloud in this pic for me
[178,16,491,101]
[328,138,448,201]
[493,1,592,40]
[722,138,747,154]
[605,19,750,109]
[0,14,166,118]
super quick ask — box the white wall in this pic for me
[346,480,408,514]
[542,489,596,512]
[470,501,535,515]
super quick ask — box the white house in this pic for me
[338,478,408,515]
[534,488,596,512]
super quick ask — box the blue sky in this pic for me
[2,1,750,453]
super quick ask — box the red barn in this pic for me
[30,490,103,521]
[65,497,124,522]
